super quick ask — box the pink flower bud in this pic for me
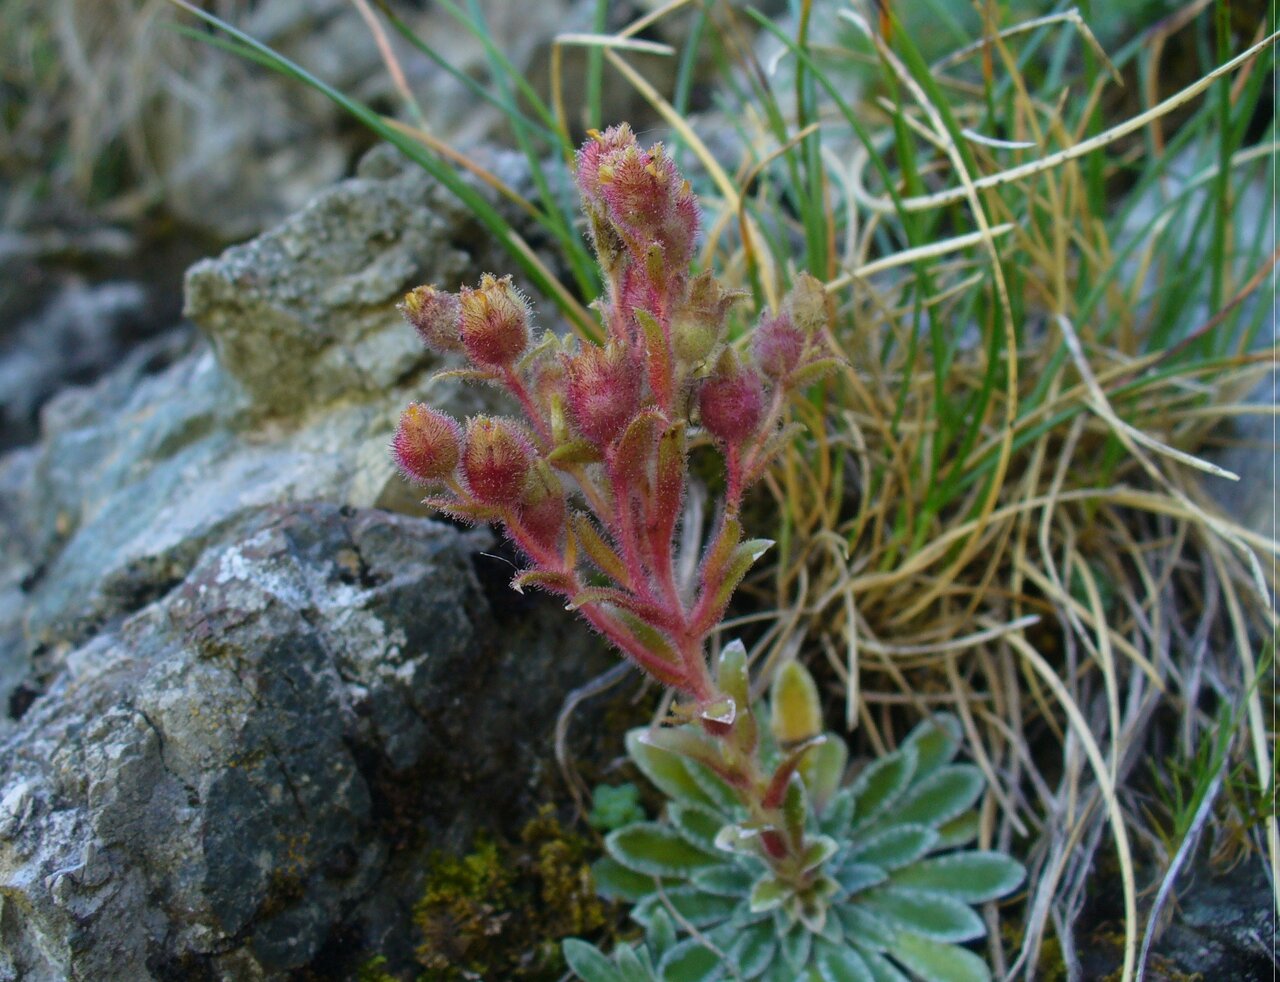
[576,123,638,208]
[462,416,535,503]
[518,459,566,551]
[752,311,805,380]
[699,357,765,445]
[398,285,463,353]
[565,342,642,447]
[598,142,698,268]
[458,274,531,369]
[391,403,462,483]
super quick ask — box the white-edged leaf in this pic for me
[626,729,718,809]
[888,766,984,829]
[862,888,986,943]
[834,861,888,897]
[934,811,980,849]
[729,921,777,979]
[659,938,725,982]
[668,802,725,854]
[593,856,660,902]
[838,905,897,950]
[855,946,911,982]
[901,715,962,782]
[645,905,677,958]
[779,924,813,970]
[848,744,917,828]
[607,823,718,878]
[691,863,756,897]
[613,944,652,982]
[563,938,626,982]
[632,885,738,930]
[681,756,740,814]
[889,932,991,982]
[889,852,1024,903]
[848,825,938,870]
[821,788,856,837]
[814,939,875,982]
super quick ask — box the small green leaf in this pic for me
[848,744,917,828]
[901,715,962,782]
[626,729,719,809]
[779,924,813,970]
[668,802,725,854]
[889,932,992,982]
[821,789,856,838]
[681,757,740,814]
[589,783,646,831]
[838,905,896,950]
[801,835,840,872]
[614,944,652,982]
[592,856,660,902]
[848,825,938,870]
[889,852,1024,903]
[607,823,719,878]
[814,939,875,982]
[750,876,789,913]
[659,938,725,982]
[729,920,777,978]
[646,906,677,958]
[632,885,738,930]
[563,938,625,982]
[692,863,755,897]
[862,888,986,943]
[855,947,911,982]
[548,437,604,466]
[716,640,750,709]
[801,734,849,814]
[834,860,887,897]
[889,766,984,829]
[571,512,629,583]
[934,811,980,849]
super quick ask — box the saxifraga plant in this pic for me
[390,124,1023,981]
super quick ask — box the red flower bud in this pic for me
[391,403,462,483]
[518,459,566,551]
[462,416,535,504]
[576,123,638,209]
[399,285,462,353]
[458,274,530,369]
[598,143,698,269]
[752,311,805,380]
[565,342,642,447]
[699,357,765,445]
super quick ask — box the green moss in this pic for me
[411,806,608,981]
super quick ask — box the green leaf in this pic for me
[626,730,719,809]
[889,932,992,982]
[509,568,575,595]
[548,437,604,466]
[889,852,1024,903]
[632,885,739,930]
[889,766,984,829]
[729,920,777,979]
[821,789,857,838]
[854,947,911,982]
[646,906,677,958]
[659,938,725,982]
[862,888,985,943]
[668,802,726,854]
[614,944,653,982]
[838,905,896,951]
[571,513,630,584]
[779,924,813,971]
[933,811,980,849]
[750,876,789,913]
[834,861,887,897]
[593,856,660,902]
[563,938,625,982]
[848,745,917,828]
[802,734,849,815]
[607,823,719,878]
[848,825,938,871]
[901,715,962,783]
[691,863,755,897]
[814,940,875,982]
[681,756,740,814]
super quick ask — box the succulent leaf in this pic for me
[690,863,756,897]
[667,802,726,854]
[659,938,725,982]
[880,765,984,830]
[848,825,939,870]
[890,932,992,982]
[847,744,918,828]
[563,939,627,982]
[814,939,876,982]
[862,887,986,943]
[607,823,719,878]
[625,730,720,809]
[889,852,1025,903]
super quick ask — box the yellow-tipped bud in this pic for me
[769,661,823,746]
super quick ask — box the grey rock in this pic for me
[0,144,611,978]
[0,503,604,981]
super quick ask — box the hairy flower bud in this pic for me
[784,273,830,335]
[399,285,463,353]
[391,403,462,483]
[699,354,765,445]
[458,274,531,368]
[565,342,642,447]
[518,459,566,551]
[673,271,741,365]
[462,416,534,503]
[770,661,824,746]
[752,311,805,380]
